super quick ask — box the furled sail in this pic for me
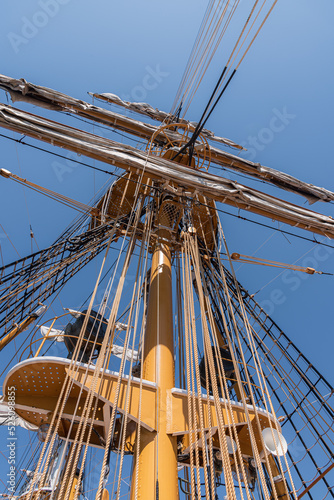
[0,103,333,238]
[89,91,243,148]
[1,74,334,204]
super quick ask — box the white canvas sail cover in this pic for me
[40,326,64,342]
[64,308,82,319]
[40,324,136,360]
[111,345,139,362]
[0,397,38,431]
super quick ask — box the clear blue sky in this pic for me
[0,0,333,496]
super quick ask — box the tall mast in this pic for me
[131,214,178,499]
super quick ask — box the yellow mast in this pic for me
[0,305,46,352]
[131,210,178,499]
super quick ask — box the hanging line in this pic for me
[0,168,98,216]
[172,0,279,146]
[170,68,236,164]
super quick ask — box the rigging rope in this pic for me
[171,0,279,143]
[0,169,98,216]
